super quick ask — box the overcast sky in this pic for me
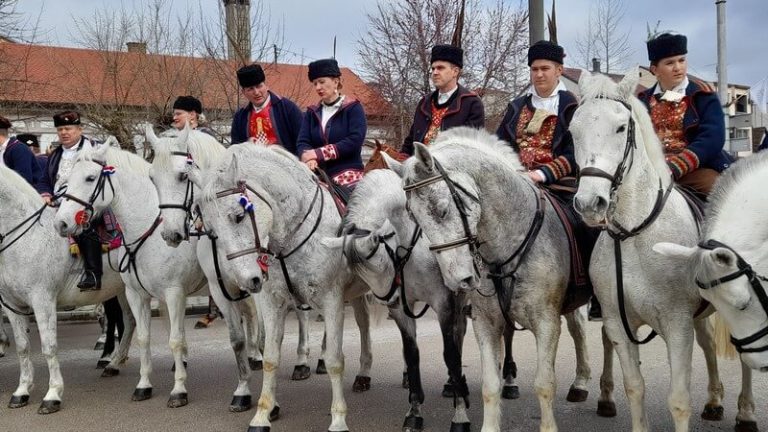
[13,0,768,88]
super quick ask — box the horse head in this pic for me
[400,142,481,292]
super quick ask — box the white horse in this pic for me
[0,163,135,414]
[189,143,375,432]
[571,70,754,431]
[655,152,768,430]
[147,126,314,402]
[53,143,207,409]
[394,127,602,432]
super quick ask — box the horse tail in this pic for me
[711,312,738,360]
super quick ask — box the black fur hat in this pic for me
[53,111,81,127]
[308,58,341,81]
[172,96,202,114]
[527,40,565,66]
[237,64,266,88]
[0,115,10,129]
[16,133,39,147]
[430,44,463,68]
[647,33,687,62]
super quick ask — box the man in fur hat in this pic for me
[231,63,303,153]
[0,116,41,185]
[401,44,485,155]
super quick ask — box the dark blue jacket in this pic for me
[3,137,41,185]
[295,97,367,178]
[36,136,94,197]
[638,79,732,174]
[230,91,303,154]
[496,90,579,184]
[402,85,484,155]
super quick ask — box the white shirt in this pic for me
[0,137,9,166]
[530,80,567,114]
[252,94,272,113]
[56,138,94,187]
[654,76,689,102]
[321,95,345,132]
[437,86,458,105]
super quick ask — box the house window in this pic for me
[735,94,748,114]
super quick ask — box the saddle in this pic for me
[541,182,598,315]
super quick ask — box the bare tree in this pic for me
[574,0,633,73]
[357,0,529,145]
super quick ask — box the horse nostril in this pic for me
[594,196,608,213]
[459,276,475,290]
[172,232,183,243]
[250,277,262,293]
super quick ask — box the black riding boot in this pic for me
[76,230,103,291]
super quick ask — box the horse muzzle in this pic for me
[161,229,184,247]
[574,192,609,227]
[54,219,82,237]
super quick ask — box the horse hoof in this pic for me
[171,360,188,372]
[94,341,105,351]
[249,358,263,371]
[96,359,110,369]
[449,421,471,432]
[269,405,280,422]
[352,375,371,392]
[316,359,327,375]
[247,427,270,432]
[566,387,589,403]
[597,400,617,418]
[194,321,208,329]
[132,387,153,401]
[735,420,759,432]
[229,395,252,412]
[502,385,520,400]
[401,372,409,389]
[441,381,455,398]
[167,393,188,408]
[37,400,61,414]
[8,394,29,408]
[291,365,311,381]
[101,366,120,377]
[701,403,724,421]
[402,415,423,432]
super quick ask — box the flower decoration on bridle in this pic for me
[238,193,255,213]
[102,165,116,176]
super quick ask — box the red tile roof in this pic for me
[0,42,391,118]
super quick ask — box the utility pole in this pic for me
[716,0,730,153]
[529,0,544,44]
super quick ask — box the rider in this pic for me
[0,116,41,185]
[231,63,303,151]
[401,44,485,155]
[15,133,48,176]
[496,40,600,320]
[638,33,731,196]
[37,111,104,291]
[297,58,367,193]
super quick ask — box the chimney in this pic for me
[126,42,147,54]
[591,57,601,73]
[223,0,251,62]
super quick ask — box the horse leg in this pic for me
[242,297,264,371]
[471,309,504,432]
[388,306,423,431]
[438,296,470,431]
[94,302,107,351]
[564,307,591,402]
[321,297,349,432]
[664,323,694,432]
[605,322,648,431]
[735,360,758,432]
[596,324,617,417]
[692,317,725,420]
[127,289,154,402]
[31,300,64,414]
[530,314,561,432]
[291,307,311,380]
[248,295,287,431]
[98,296,123,368]
[104,291,135,376]
[5,308,33,409]
[165,287,189,408]
[0,310,9,357]
[501,324,519,399]
[316,330,328,374]
[351,296,372,392]
[219,298,252,412]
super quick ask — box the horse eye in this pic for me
[235,213,246,224]
[616,125,626,133]
[178,172,188,182]
[85,175,97,182]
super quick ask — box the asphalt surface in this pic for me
[0,308,765,432]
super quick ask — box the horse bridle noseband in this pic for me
[696,239,768,354]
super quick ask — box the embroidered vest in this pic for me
[423,101,450,145]
[248,102,278,144]
[515,105,558,170]
[649,96,688,156]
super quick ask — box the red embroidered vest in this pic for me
[423,102,450,145]
[248,101,278,144]
[649,96,688,156]
[515,105,558,170]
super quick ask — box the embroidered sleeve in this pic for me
[539,155,572,183]
[667,149,700,179]
[314,144,338,162]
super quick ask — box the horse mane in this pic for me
[705,150,768,238]
[153,129,225,170]
[430,126,524,172]
[78,145,151,176]
[579,72,671,185]
[0,163,41,206]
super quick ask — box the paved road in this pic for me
[0,308,764,432]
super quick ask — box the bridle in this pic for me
[578,97,674,345]
[60,160,116,229]
[157,151,198,239]
[696,239,768,354]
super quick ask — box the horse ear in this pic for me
[220,152,241,184]
[381,152,405,177]
[577,68,592,93]
[145,124,160,149]
[93,141,110,160]
[187,164,204,188]
[653,242,695,260]
[413,142,434,171]
[178,121,191,145]
[618,66,640,99]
